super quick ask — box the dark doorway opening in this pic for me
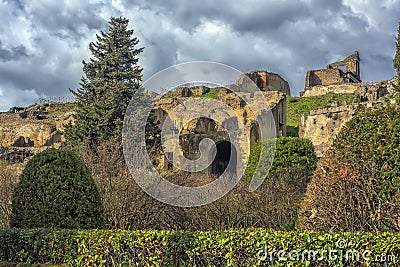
[211,141,236,175]
[250,123,261,149]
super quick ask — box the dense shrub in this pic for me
[161,168,310,231]
[10,149,104,229]
[0,228,399,266]
[299,106,400,231]
[245,137,317,180]
[333,106,400,200]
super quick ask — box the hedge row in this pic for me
[0,229,399,266]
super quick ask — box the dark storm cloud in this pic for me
[20,0,108,39]
[0,0,399,110]
[124,0,312,33]
[123,0,398,90]
[0,42,28,61]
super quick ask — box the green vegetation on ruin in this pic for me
[199,86,222,99]
[286,93,355,136]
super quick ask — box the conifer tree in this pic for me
[394,22,400,90]
[65,17,144,147]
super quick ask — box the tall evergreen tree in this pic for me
[394,22,400,90]
[65,17,144,147]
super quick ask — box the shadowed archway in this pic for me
[210,141,237,176]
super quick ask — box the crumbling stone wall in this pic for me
[0,147,34,164]
[164,86,210,98]
[300,78,395,99]
[305,69,344,88]
[153,89,286,172]
[327,52,360,80]
[299,99,397,157]
[236,70,291,95]
[304,51,361,92]
[0,103,73,149]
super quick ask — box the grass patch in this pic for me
[200,87,222,99]
[286,93,354,136]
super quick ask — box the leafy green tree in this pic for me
[394,22,400,90]
[65,17,144,147]
[10,149,104,229]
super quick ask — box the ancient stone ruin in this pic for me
[0,102,73,165]
[163,85,210,98]
[298,51,397,157]
[153,81,287,174]
[0,147,34,164]
[300,51,394,100]
[235,70,291,95]
[299,99,397,157]
[304,51,361,90]
[0,54,396,169]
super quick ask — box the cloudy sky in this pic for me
[0,0,399,111]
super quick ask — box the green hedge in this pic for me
[0,229,399,266]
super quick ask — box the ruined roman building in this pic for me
[0,103,73,168]
[236,70,291,95]
[152,73,288,174]
[298,51,397,157]
[301,52,394,99]
[303,51,361,93]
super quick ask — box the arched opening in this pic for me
[210,141,237,176]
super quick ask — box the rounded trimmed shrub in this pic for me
[10,149,104,229]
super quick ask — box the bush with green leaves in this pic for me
[333,106,400,201]
[245,137,317,180]
[10,149,104,229]
[0,228,399,266]
[300,105,400,231]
